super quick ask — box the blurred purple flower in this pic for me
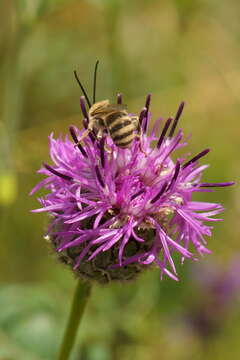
[184,258,240,340]
[31,95,233,283]
[192,257,240,305]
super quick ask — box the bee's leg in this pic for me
[75,129,90,144]
[96,128,104,140]
[101,132,112,153]
[104,143,112,154]
[137,135,147,156]
[133,117,147,156]
[96,129,112,154]
[74,120,95,146]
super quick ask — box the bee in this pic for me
[85,100,141,148]
[74,61,143,150]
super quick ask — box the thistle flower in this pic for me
[31,95,233,283]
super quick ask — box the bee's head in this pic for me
[89,100,110,117]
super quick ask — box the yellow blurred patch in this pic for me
[0,172,18,206]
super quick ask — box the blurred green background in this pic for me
[0,0,239,359]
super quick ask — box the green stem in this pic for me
[58,280,91,360]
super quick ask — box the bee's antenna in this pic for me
[93,60,99,104]
[73,70,92,108]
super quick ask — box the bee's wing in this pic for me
[93,104,127,116]
[106,104,127,111]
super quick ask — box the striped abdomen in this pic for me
[105,111,136,148]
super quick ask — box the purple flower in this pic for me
[182,258,240,340]
[31,95,233,283]
[191,257,240,305]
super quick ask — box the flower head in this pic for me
[31,94,233,283]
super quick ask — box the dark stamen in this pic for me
[93,60,99,104]
[143,94,151,134]
[157,117,173,149]
[74,70,91,108]
[145,94,151,111]
[89,132,96,143]
[151,181,168,204]
[139,107,147,127]
[117,93,122,104]
[43,163,72,181]
[69,126,78,143]
[100,137,105,168]
[167,161,181,191]
[200,182,235,188]
[95,165,105,187]
[69,126,87,158]
[182,148,210,169]
[162,130,183,161]
[131,189,145,201]
[143,115,148,134]
[80,96,89,121]
[169,101,185,138]
[83,118,88,129]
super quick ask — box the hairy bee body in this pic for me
[88,100,140,149]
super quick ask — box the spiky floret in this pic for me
[31,96,233,283]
